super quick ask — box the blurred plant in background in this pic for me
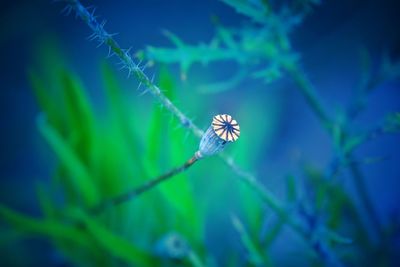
[1,0,400,266]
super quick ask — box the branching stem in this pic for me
[63,0,294,231]
[287,62,382,239]
[61,2,346,264]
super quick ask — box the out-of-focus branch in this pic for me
[90,154,199,214]
[284,63,333,133]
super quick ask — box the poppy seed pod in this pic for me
[196,114,240,159]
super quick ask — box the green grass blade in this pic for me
[66,208,155,266]
[37,115,99,207]
[60,70,96,164]
[0,205,94,252]
[101,62,147,180]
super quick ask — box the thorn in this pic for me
[96,40,104,48]
[137,82,142,91]
[107,46,112,58]
[125,47,132,55]
[86,32,97,41]
[136,59,143,69]
[100,20,107,28]
[90,7,97,17]
[132,64,140,72]
[139,88,149,96]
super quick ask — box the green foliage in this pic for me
[1,0,399,266]
[1,46,212,266]
[37,115,99,207]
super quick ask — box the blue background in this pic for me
[1,0,400,266]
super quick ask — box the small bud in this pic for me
[196,114,240,158]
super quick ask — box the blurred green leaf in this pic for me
[66,208,155,266]
[29,70,63,131]
[60,70,96,164]
[156,66,204,244]
[101,62,147,182]
[35,183,56,219]
[37,115,99,207]
[0,204,97,257]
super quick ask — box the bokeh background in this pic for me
[1,0,400,266]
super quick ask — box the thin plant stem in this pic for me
[220,153,306,236]
[63,0,295,232]
[91,154,198,214]
[64,0,204,139]
[284,63,333,132]
[60,2,345,264]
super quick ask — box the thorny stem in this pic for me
[91,154,199,214]
[64,0,203,139]
[221,153,344,267]
[63,0,295,232]
[284,63,333,133]
[342,56,398,237]
[62,1,345,264]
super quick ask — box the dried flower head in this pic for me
[196,114,240,158]
[212,114,240,141]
